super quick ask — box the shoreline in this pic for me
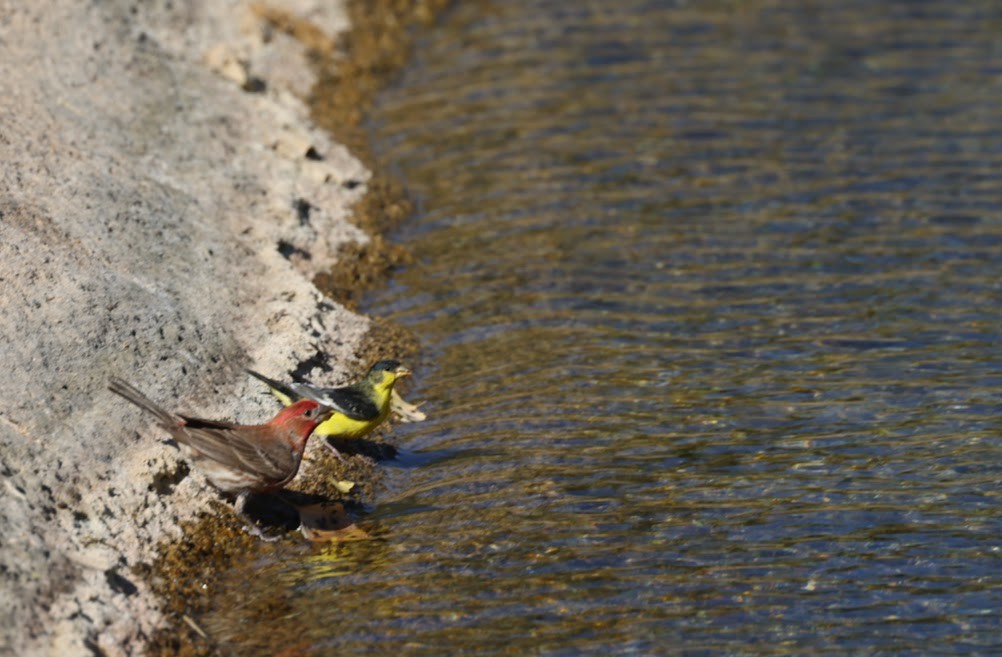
[0,1,442,655]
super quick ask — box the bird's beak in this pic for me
[317,406,336,422]
[395,366,412,378]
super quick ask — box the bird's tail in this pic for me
[245,369,299,406]
[108,377,178,428]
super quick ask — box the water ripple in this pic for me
[207,1,1002,654]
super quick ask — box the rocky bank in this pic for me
[0,1,374,654]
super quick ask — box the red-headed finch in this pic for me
[108,377,333,515]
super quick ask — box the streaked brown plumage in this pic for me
[108,377,333,498]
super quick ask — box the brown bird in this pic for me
[108,377,333,517]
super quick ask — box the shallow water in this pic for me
[208,1,1001,654]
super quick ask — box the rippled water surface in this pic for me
[210,1,1001,654]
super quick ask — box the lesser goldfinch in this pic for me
[108,377,334,514]
[246,360,412,460]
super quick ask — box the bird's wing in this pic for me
[177,416,241,431]
[177,416,298,483]
[280,381,367,418]
[309,385,380,421]
[248,370,381,421]
[245,369,299,406]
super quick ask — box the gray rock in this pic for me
[0,1,370,654]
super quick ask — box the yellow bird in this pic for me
[247,360,414,460]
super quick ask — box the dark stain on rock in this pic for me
[150,461,189,496]
[290,350,333,380]
[105,568,139,597]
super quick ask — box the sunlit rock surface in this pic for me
[0,1,370,654]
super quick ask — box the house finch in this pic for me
[246,360,414,460]
[108,377,333,511]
